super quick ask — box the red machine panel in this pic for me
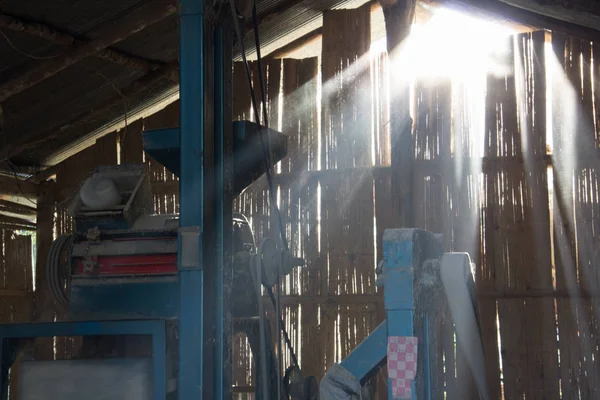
[76,254,178,276]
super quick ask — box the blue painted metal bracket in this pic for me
[340,321,387,381]
[0,320,166,400]
[335,229,443,399]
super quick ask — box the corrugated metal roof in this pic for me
[0,0,374,168]
[0,0,151,37]
[2,0,597,168]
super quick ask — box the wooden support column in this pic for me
[381,0,416,227]
[33,181,55,359]
[0,0,176,102]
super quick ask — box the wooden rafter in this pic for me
[0,199,36,216]
[0,63,178,161]
[445,0,600,42]
[0,214,35,228]
[29,164,60,184]
[0,0,176,102]
[0,223,35,231]
[0,13,171,77]
[267,28,322,59]
[0,175,37,197]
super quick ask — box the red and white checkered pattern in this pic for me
[388,336,418,399]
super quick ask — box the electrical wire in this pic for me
[46,234,74,310]
[4,161,39,207]
[228,0,300,374]
[94,71,129,145]
[250,4,286,398]
[250,2,288,253]
[267,286,298,366]
[0,29,63,60]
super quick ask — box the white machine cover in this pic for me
[319,364,371,400]
[440,252,490,400]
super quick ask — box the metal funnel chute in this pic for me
[142,120,288,197]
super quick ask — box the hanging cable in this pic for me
[228,0,300,372]
[249,0,298,373]
[251,2,289,253]
[251,4,285,399]
[46,234,75,310]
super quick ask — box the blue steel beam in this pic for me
[178,0,205,398]
[340,321,387,381]
[0,320,166,400]
[214,23,225,400]
[213,21,233,400]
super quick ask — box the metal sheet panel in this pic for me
[20,358,152,400]
[70,277,179,319]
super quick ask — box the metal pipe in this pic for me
[178,0,205,398]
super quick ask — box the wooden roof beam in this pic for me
[0,13,174,78]
[0,175,37,198]
[444,0,600,42]
[0,199,35,216]
[0,0,176,103]
[0,62,178,161]
[498,0,600,31]
[0,214,35,228]
[0,223,35,232]
[29,164,60,184]
[267,27,322,59]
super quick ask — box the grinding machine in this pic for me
[0,121,313,400]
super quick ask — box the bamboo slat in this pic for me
[484,32,558,399]
[321,4,372,170]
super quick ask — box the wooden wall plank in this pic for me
[321,4,372,170]
[119,119,144,164]
[550,32,600,399]
[143,102,180,214]
[484,32,558,400]
[233,62,252,121]
[281,58,318,173]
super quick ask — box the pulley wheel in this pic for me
[258,237,280,287]
[302,376,318,400]
[284,365,303,399]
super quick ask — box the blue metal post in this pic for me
[214,24,225,400]
[213,22,233,400]
[382,229,417,400]
[178,0,205,398]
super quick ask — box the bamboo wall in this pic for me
[15,6,600,400]
[0,230,33,398]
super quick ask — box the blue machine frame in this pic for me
[0,320,166,400]
[0,2,230,400]
[338,228,442,400]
